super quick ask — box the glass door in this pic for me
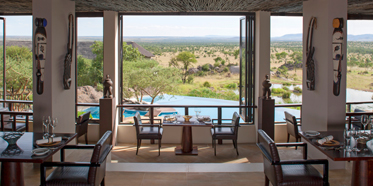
[239,15,255,122]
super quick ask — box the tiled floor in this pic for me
[21,143,352,186]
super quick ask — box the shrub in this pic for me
[187,75,194,84]
[214,62,220,67]
[271,88,285,94]
[224,83,237,89]
[282,92,291,98]
[282,87,289,91]
[221,60,226,65]
[203,81,211,87]
[282,82,291,86]
[196,71,205,77]
[223,67,229,72]
[202,64,210,71]
[96,84,103,91]
[293,87,302,93]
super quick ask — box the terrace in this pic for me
[0,0,373,186]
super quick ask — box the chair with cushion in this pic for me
[285,111,301,144]
[211,112,240,156]
[76,111,91,144]
[133,112,163,156]
[257,129,329,186]
[40,130,112,186]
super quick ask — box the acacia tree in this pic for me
[289,51,303,73]
[276,52,288,64]
[169,51,197,84]
[123,60,178,104]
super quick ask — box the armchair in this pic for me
[210,112,240,156]
[76,111,91,144]
[40,130,112,186]
[0,108,33,132]
[257,129,329,186]
[133,112,163,156]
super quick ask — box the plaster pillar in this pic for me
[302,0,347,132]
[103,11,119,101]
[254,11,271,141]
[302,0,347,169]
[103,11,119,140]
[32,0,75,134]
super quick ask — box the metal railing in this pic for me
[116,104,256,125]
[274,103,302,124]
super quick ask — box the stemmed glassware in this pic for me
[42,116,50,138]
[194,108,201,119]
[344,125,352,152]
[50,117,58,137]
[361,115,370,130]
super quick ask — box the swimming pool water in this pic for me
[84,94,300,122]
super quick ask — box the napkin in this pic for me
[36,137,62,145]
[317,135,333,145]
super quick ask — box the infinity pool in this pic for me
[84,94,300,122]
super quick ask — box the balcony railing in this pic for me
[116,104,256,125]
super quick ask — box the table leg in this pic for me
[1,162,24,186]
[175,126,198,155]
[351,160,373,186]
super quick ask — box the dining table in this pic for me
[0,131,77,186]
[300,130,373,186]
[163,115,213,155]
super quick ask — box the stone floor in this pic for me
[21,143,352,186]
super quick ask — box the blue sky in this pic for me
[0,15,371,37]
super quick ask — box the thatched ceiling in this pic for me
[0,0,372,15]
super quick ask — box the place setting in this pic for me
[32,116,60,156]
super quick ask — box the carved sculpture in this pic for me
[103,75,113,98]
[262,74,272,99]
[332,18,344,96]
[34,18,47,95]
[63,14,74,89]
[306,17,317,90]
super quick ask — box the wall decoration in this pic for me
[63,14,74,89]
[332,18,344,96]
[34,18,47,95]
[306,17,317,90]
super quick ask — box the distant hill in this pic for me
[271,33,373,42]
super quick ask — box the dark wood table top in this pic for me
[163,115,213,127]
[300,131,373,161]
[0,132,77,163]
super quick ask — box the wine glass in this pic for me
[344,126,352,152]
[361,115,370,130]
[42,116,50,137]
[194,108,201,119]
[50,117,58,137]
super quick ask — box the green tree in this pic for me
[290,51,303,73]
[276,52,288,64]
[233,49,239,59]
[89,41,142,86]
[278,66,289,79]
[169,51,197,84]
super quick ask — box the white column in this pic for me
[255,11,271,141]
[103,11,119,101]
[302,0,347,132]
[32,0,75,133]
[302,0,347,169]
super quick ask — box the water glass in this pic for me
[50,117,58,137]
[42,116,50,137]
[194,108,201,119]
[361,115,370,130]
[344,129,352,152]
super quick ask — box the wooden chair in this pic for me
[285,111,301,144]
[0,108,33,132]
[257,129,329,186]
[133,112,163,156]
[210,112,240,156]
[40,130,113,186]
[76,111,91,144]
